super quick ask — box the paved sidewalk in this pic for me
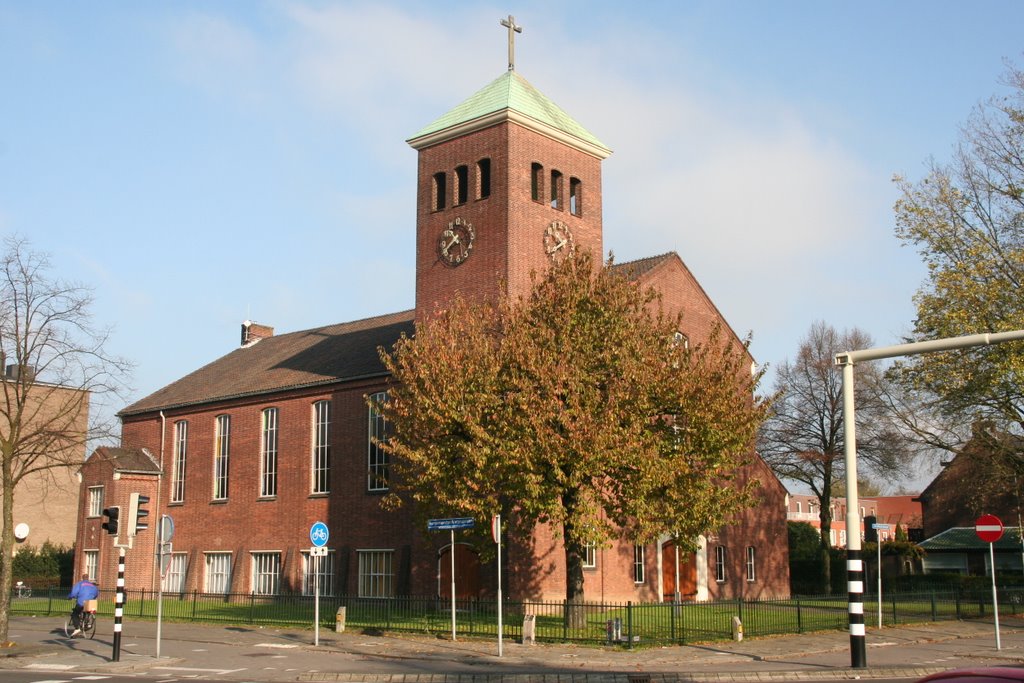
[2,614,1023,681]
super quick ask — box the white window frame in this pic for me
[171,420,187,503]
[312,400,331,494]
[213,415,230,500]
[83,550,99,581]
[162,552,188,593]
[204,552,232,594]
[260,407,278,498]
[87,486,103,517]
[302,550,336,596]
[368,391,388,491]
[251,552,281,596]
[746,546,756,582]
[357,549,394,598]
[633,544,645,584]
[583,541,597,569]
[715,545,726,583]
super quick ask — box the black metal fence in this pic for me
[11,585,1024,646]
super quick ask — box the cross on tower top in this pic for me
[500,15,523,71]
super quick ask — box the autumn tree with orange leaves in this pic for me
[377,252,768,607]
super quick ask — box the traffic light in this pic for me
[864,515,878,543]
[101,506,120,535]
[127,492,150,536]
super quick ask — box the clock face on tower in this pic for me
[544,220,575,260]
[438,217,475,267]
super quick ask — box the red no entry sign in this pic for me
[975,514,1004,543]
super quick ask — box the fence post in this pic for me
[191,589,198,620]
[679,598,686,645]
[670,600,676,642]
[930,591,937,622]
[891,592,897,625]
[249,592,256,624]
[955,589,962,620]
[796,597,803,633]
[627,601,633,650]
[47,586,54,616]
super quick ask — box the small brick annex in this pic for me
[74,65,790,604]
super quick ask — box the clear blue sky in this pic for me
[2,2,1022,488]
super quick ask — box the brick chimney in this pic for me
[240,320,274,347]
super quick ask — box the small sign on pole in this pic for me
[871,522,890,629]
[310,522,329,647]
[156,514,174,658]
[429,517,475,641]
[975,514,1004,651]
[492,514,503,658]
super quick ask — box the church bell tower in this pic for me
[407,17,612,321]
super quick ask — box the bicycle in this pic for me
[13,581,31,598]
[64,599,97,639]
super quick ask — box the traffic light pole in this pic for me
[113,545,126,662]
[835,328,1024,669]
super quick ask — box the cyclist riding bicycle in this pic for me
[68,573,99,636]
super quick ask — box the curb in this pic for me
[297,668,951,682]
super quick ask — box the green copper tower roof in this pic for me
[407,71,611,159]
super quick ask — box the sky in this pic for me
[2,2,1022,491]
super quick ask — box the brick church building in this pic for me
[74,47,790,604]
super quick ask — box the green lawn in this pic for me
[11,588,1019,646]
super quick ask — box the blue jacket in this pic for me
[69,579,99,606]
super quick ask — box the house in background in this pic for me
[916,423,1024,576]
[74,48,791,603]
[919,527,1023,576]
[1,365,87,555]
[786,493,922,547]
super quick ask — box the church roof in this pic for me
[407,71,611,159]
[119,310,415,417]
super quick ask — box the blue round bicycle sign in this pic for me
[310,521,329,547]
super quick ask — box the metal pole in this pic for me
[496,517,503,658]
[450,529,457,641]
[156,521,164,658]
[877,538,882,629]
[840,360,867,668]
[113,545,126,662]
[990,542,1001,650]
[314,550,321,647]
